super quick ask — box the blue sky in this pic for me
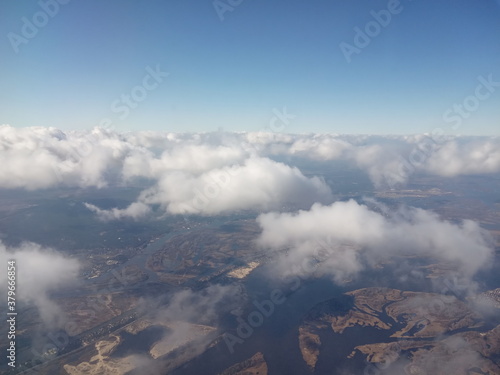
[1,0,499,134]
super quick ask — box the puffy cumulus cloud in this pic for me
[246,134,415,188]
[0,125,137,189]
[106,157,333,217]
[382,136,500,186]
[348,136,500,188]
[244,131,295,146]
[0,241,80,328]
[122,143,247,180]
[153,158,331,214]
[422,138,500,177]
[256,200,493,284]
[241,132,354,161]
[0,126,68,189]
[2,125,499,200]
[287,135,352,160]
[351,144,406,188]
[84,201,152,221]
[0,126,252,190]
[242,132,352,160]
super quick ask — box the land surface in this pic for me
[299,287,500,374]
[1,173,499,375]
[218,352,268,375]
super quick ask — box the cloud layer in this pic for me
[422,139,500,176]
[2,125,499,218]
[256,200,494,285]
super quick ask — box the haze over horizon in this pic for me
[1,0,499,135]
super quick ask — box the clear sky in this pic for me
[1,0,499,134]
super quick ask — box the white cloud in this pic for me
[0,125,135,189]
[122,143,247,180]
[288,135,352,160]
[126,157,333,216]
[0,241,80,328]
[351,144,406,188]
[423,139,500,176]
[2,126,500,219]
[84,201,152,221]
[257,200,493,284]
